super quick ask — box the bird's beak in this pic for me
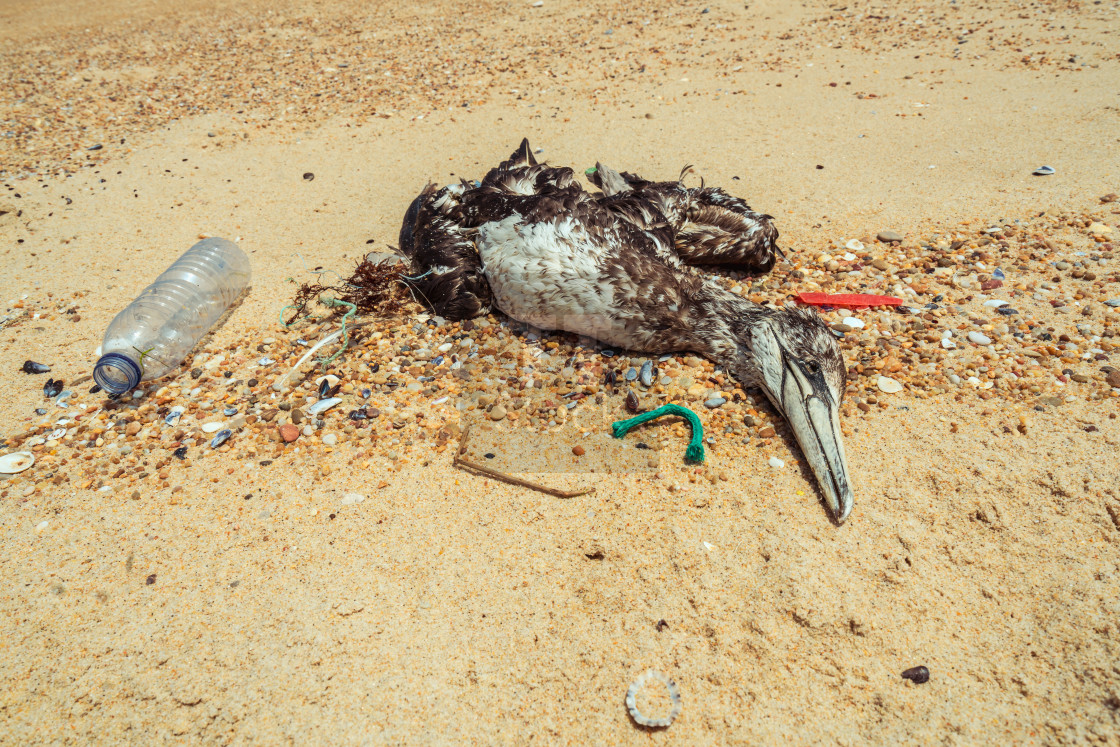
[749,324,855,524]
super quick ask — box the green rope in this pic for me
[611,403,705,464]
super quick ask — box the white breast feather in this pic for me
[478,215,642,347]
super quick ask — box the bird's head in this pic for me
[732,303,854,523]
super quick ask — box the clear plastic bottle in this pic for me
[93,238,251,394]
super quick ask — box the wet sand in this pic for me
[1,0,1119,742]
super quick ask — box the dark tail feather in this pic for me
[506,138,538,168]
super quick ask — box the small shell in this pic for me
[43,378,63,398]
[0,452,35,474]
[210,429,232,448]
[639,361,653,387]
[223,407,238,416]
[21,360,50,374]
[624,367,638,381]
[1032,165,1055,176]
[307,397,341,416]
[202,422,226,433]
[877,375,904,394]
[164,407,184,425]
[258,357,275,366]
[625,670,682,729]
[49,428,67,441]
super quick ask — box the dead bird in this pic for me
[398,140,853,523]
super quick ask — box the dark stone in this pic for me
[901,666,930,684]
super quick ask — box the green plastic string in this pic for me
[315,296,355,368]
[611,403,705,464]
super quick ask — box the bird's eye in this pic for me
[804,361,820,376]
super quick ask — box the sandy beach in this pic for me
[1,0,1119,742]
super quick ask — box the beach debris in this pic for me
[43,378,63,398]
[1032,165,1055,176]
[21,360,50,374]
[797,292,903,308]
[210,429,232,448]
[0,452,35,474]
[613,404,704,463]
[625,670,682,729]
[968,331,992,345]
[272,328,343,391]
[453,424,594,499]
[877,375,904,394]
[303,172,315,181]
[639,361,654,387]
[307,397,342,416]
[901,665,930,684]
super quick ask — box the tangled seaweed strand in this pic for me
[284,257,415,327]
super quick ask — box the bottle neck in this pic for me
[93,352,142,394]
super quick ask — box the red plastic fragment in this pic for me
[796,292,904,308]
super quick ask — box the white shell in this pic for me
[0,452,35,474]
[202,422,226,433]
[307,397,342,416]
[877,375,904,393]
[625,670,682,728]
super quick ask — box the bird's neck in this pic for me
[683,284,773,364]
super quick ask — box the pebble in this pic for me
[322,433,338,446]
[901,665,930,684]
[758,426,776,438]
[125,421,142,436]
[968,331,992,345]
[341,493,365,505]
[704,397,726,409]
[1107,370,1120,388]
[768,456,785,469]
[572,445,585,456]
[877,375,904,394]
[489,405,507,421]
[877,230,903,243]
[278,424,300,442]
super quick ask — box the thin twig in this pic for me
[453,424,594,499]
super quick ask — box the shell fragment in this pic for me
[0,452,35,474]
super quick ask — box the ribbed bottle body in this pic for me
[94,238,250,393]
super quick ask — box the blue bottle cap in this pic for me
[93,352,142,394]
